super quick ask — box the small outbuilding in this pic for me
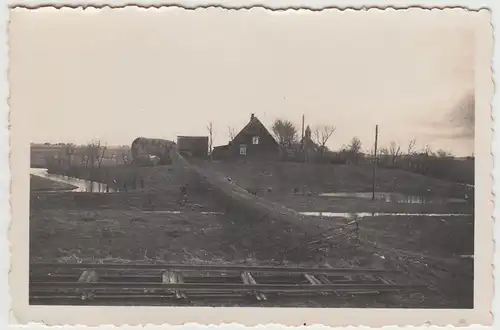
[177,136,209,159]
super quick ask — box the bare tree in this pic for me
[228,126,236,141]
[349,137,362,154]
[389,141,401,165]
[378,147,389,165]
[348,137,362,164]
[271,119,298,148]
[97,143,107,167]
[112,152,118,164]
[122,152,130,164]
[207,122,213,159]
[407,139,416,155]
[422,144,433,156]
[312,125,336,157]
[83,140,106,168]
[64,143,76,166]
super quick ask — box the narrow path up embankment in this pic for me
[172,152,329,263]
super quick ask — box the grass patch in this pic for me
[30,175,77,192]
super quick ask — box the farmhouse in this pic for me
[213,114,280,160]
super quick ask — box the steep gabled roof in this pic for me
[231,115,279,146]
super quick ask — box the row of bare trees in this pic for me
[82,140,108,167]
[378,139,454,167]
[46,140,110,169]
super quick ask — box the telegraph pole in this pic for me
[372,125,379,201]
[301,114,306,163]
[301,114,305,144]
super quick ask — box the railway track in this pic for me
[30,262,424,306]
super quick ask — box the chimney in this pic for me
[250,113,255,121]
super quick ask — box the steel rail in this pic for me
[30,281,422,291]
[29,292,370,305]
[29,275,360,285]
[30,275,249,282]
[30,262,398,275]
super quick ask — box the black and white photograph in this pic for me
[7,5,493,327]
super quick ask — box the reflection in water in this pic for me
[318,192,467,204]
[30,168,114,193]
[300,211,472,218]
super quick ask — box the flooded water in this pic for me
[318,192,467,204]
[30,168,115,193]
[300,211,472,218]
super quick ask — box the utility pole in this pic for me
[301,115,305,144]
[301,114,306,163]
[372,125,379,200]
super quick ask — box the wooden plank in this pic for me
[341,275,380,295]
[316,274,340,297]
[375,275,397,285]
[241,271,267,301]
[304,273,328,296]
[175,273,188,299]
[77,269,99,300]
[162,270,187,299]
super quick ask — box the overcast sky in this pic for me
[10,7,476,156]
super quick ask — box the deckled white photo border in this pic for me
[2,1,498,328]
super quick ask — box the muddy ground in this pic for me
[30,161,474,308]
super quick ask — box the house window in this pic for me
[252,136,260,145]
[240,144,247,155]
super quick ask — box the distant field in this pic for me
[203,160,473,199]
[380,157,474,186]
[30,144,131,168]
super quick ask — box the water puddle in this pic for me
[300,211,472,218]
[319,192,467,204]
[30,168,115,193]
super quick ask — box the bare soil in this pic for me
[30,209,233,263]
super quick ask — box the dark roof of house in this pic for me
[213,144,229,150]
[231,115,279,146]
